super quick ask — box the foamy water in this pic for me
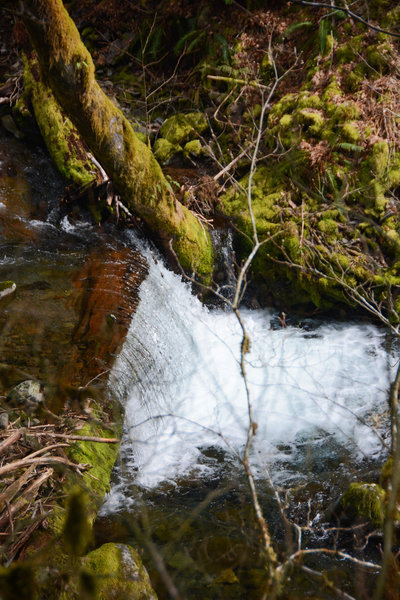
[104,249,393,499]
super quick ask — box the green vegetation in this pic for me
[341,483,386,527]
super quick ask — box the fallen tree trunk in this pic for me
[20,0,214,280]
[22,52,100,189]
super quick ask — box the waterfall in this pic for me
[105,243,393,504]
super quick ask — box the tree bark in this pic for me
[20,0,213,279]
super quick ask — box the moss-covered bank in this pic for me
[216,6,400,314]
[0,416,157,600]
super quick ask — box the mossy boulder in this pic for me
[159,112,208,145]
[153,138,182,165]
[184,139,205,159]
[68,421,121,499]
[219,45,400,312]
[82,543,157,600]
[340,482,386,527]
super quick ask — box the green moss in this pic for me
[23,54,96,188]
[153,138,181,164]
[184,139,204,158]
[317,218,339,236]
[268,93,297,120]
[345,67,365,93]
[331,101,360,122]
[159,112,208,145]
[68,422,120,499]
[298,93,322,110]
[371,140,390,178]
[341,122,360,143]
[83,543,157,600]
[341,482,385,527]
[366,42,391,72]
[279,114,293,129]
[298,109,324,136]
[0,280,16,292]
[322,78,342,102]
[336,35,364,64]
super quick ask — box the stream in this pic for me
[1,132,395,599]
[99,239,393,599]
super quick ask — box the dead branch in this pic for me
[0,464,36,508]
[0,456,89,477]
[27,432,120,443]
[0,469,53,530]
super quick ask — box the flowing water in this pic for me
[1,131,395,599]
[101,242,394,599]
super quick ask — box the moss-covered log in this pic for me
[20,0,213,280]
[22,52,99,188]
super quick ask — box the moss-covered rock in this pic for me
[82,543,157,600]
[184,138,205,159]
[219,25,400,313]
[159,112,208,145]
[340,482,386,527]
[153,138,182,165]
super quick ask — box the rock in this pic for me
[0,281,16,300]
[159,112,208,145]
[184,139,205,159]
[0,411,9,429]
[153,138,182,165]
[340,482,386,527]
[0,114,23,139]
[83,543,157,600]
[7,380,44,414]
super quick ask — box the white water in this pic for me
[106,249,393,499]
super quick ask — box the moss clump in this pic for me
[341,122,360,143]
[184,139,204,158]
[159,112,208,145]
[68,422,120,499]
[330,101,360,122]
[153,138,182,165]
[317,218,339,237]
[83,543,157,600]
[366,42,391,73]
[336,35,364,64]
[370,140,389,178]
[341,482,386,527]
[298,109,324,136]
